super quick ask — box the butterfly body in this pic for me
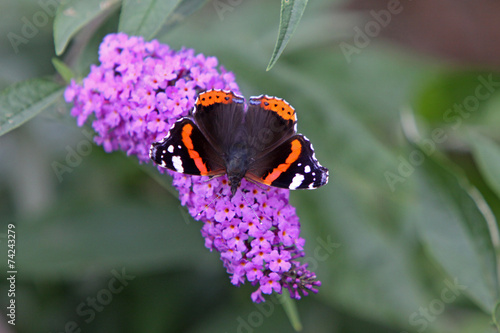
[223,141,252,195]
[150,90,329,196]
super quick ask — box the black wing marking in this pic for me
[150,117,225,176]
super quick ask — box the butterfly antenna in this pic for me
[203,174,224,183]
[197,188,223,218]
[245,177,269,192]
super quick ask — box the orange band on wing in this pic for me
[259,97,296,122]
[181,124,209,175]
[196,90,234,107]
[262,139,301,184]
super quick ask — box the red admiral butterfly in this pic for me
[150,90,329,197]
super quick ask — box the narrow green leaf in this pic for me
[266,0,308,71]
[467,131,500,200]
[279,290,302,331]
[0,78,63,137]
[119,0,205,40]
[414,152,500,313]
[53,0,120,55]
[493,301,500,332]
[52,58,75,83]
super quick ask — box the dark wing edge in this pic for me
[150,117,226,176]
[245,134,329,190]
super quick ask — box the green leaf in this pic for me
[413,71,500,123]
[119,0,206,40]
[279,290,302,331]
[53,0,120,55]
[0,78,63,137]
[468,131,500,200]
[52,58,75,83]
[267,0,308,71]
[414,152,500,313]
[493,301,500,332]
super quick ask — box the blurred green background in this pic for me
[1,0,500,332]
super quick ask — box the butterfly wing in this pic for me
[192,90,246,155]
[150,117,225,176]
[245,95,297,157]
[246,135,329,189]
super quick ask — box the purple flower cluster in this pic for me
[191,177,320,302]
[65,33,320,302]
[65,33,238,161]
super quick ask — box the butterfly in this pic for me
[150,90,329,197]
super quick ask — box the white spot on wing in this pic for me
[167,145,174,153]
[304,165,311,173]
[289,173,305,190]
[172,156,184,173]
